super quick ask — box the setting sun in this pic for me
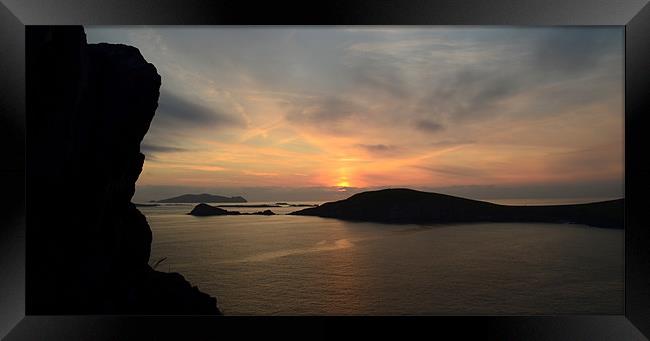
[337,179,350,187]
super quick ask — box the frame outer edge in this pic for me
[0,1,26,339]
[625,0,650,338]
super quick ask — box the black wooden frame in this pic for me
[1,0,649,339]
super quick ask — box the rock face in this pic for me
[291,188,624,229]
[27,26,220,314]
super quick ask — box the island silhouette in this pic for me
[290,188,623,229]
[188,203,275,216]
[155,193,247,203]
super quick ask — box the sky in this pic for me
[85,27,624,203]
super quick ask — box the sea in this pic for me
[138,199,623,315]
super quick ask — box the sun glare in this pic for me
[337,178,350,187]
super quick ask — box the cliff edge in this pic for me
[27,26,220,314]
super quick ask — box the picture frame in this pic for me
[1,0,648,339]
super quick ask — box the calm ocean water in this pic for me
[139,202,623,315]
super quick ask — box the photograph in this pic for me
[33,25,626,315]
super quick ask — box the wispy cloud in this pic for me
[414,119,444,133]
[356,144,402,156]
[154,88,244,129]
[141,143,188,154]
[85,27,623,201]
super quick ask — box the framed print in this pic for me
[1,0,649,339]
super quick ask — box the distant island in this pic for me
[215,203,318,208]
[274,202,318,207]
[188,203,275,216]
[216,204,281,208]
[155,193,247,203]
[290,188,624,229]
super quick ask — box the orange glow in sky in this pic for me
[86,27,624,201]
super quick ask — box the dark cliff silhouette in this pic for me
[188,203,275,216]
[291,188,624,229]
[156,193,247,203]
[27,26,220,314]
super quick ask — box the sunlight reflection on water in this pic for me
[141,204,623,315]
